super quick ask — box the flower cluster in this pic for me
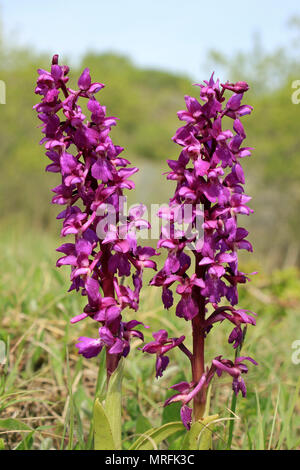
[34,56,156,375]
[143,75,257,429]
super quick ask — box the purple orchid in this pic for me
[142,330,185,378]
[164,375,207,430]
[35,56,156,378]
[212,356,258,397]
[144,74,257,428]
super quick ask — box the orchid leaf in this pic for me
[104,359,124,450]
[136,414,152,435]
[93,359,124,450]
[93,398,115,450]
[181,414,219,450]
[130,421,185,450]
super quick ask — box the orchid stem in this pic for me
[227,386,238,449]
[179,343,193,360]
[227,327,247,449]
[191,253,207,421]
[192,314,206,420]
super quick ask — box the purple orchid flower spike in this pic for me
[143,74,257,429]
[35,55,157,379]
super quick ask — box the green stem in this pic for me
[227,386,238,449]
[227,327,247,449]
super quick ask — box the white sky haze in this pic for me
[2,1,300,78]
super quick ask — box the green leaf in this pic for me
[203,385,212,418]
[93,398,116,450]
[95,348,107,400]
[162,401,181,425]
[86,349,107,450]
[136,414,152,435]
[130,421,185,450]
[93,358,124,450]
[14,431,34,450]
[181,414,219,450]
[0,418,31,431]
[198,424,213,450]
[104,359,124,450]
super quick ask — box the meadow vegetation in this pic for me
[0,30,300,449]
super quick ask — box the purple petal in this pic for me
[76,337,102,359]
[78,68,91,90]
[180,405,193,431]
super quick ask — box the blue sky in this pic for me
[2,1,300,78]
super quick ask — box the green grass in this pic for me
[0,225,300,450]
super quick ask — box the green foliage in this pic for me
[129,421,185,450]
[93,399,116,450]
[0,418,32,432]
[103,360,124,450]
[94,359,124,450]
[1,230,300,449]
[181,415,219,450]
